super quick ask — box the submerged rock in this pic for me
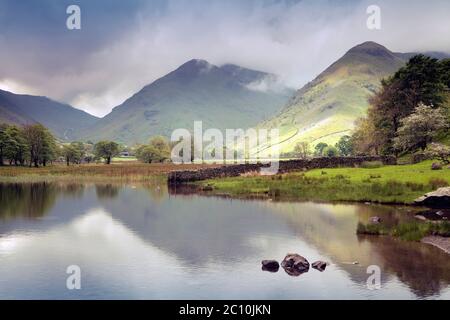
[281,253,310,276]
[415,209,450,221]
[370,216,382,224]
[415,187,450,208]
[261,260,279,272]
[312,261,327,272]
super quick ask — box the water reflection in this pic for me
[0,183,57,220]
[0,182,449,299]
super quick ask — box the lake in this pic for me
[0,182,449,299]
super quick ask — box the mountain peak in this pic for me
[346,41,393,57]
[170,59,217,79]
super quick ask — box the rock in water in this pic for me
[261,260,279,272]
[370,216,382,224]
[312,261,327,272]
[415,187,450,208]
[281,254,310,276]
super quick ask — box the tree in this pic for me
[440,58,450,90]
[366,55,446,154]
[293,141,310,159]
[335,135,353,156]
[62,143,85,166]
[22,124,56,167]
[94,141,119,164]
[149,136,170,162]
[0,124,8,166]
[136,145,161,163]
[4,125,27,166]
[136,136,171,163]
[314,142,328,156]
[426,143,450,164]
[323,146,338,157]
[393,103,448,152]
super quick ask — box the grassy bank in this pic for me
[358,221,450,241]
[0,162,220,183]
[199,161,450,204]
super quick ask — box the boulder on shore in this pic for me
[261,260,280,272]
[312,261,327,272]
[415,187,450,208]
[281,254,310,276]
[431,162,443,170]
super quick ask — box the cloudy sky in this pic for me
[0,0,449,117]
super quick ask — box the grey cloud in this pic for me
[0,0,449,117]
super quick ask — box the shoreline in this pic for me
[421,236,450,254]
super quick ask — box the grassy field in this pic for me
[0,162,221,183]
[200,161,450,204]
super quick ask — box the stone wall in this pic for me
[167,156,396,184]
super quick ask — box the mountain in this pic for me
[0,89,99,140]
[82,59,293,145]
[257,41,430,152]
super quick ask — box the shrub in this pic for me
[429,177,448,189]
[357,222,388,235]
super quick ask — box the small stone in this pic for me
[281,253,310,276]
[312,261,327,272]
[261,260,279,272]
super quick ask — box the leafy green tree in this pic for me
[394,103,448,152]
[440,59,450,89]
[136,145,161,163]
[323,146,338,157]
[94,141,119,164]
[354,55,449,155]
[4,125,27,166]
[62,142,85,166]
[22,124,56,167]
[335,135,353,156]
[136,136,171,163]
[0,124,8,166]
[314,142,328,156]
[149,136,170,161]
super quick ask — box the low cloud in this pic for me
[0,0,449,117]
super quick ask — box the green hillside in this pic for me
[0,89,99,141]
[82,59,293,145]
[257,42,407,153]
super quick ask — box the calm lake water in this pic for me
[0,182,449,300]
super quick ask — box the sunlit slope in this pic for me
[258,42,406,152]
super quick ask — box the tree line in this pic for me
[0,123,174,167]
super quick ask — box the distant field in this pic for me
[112,156,138,162]
[0,162,221,183]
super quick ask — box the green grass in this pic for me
[358,221,450,242]
[200,161,450,204]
